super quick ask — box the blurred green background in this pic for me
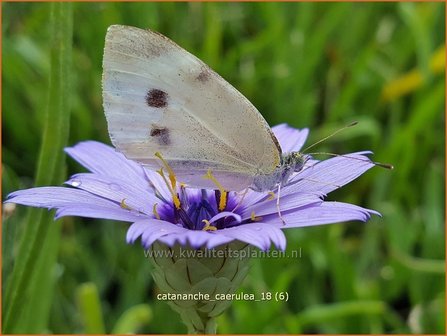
[2,2,445,334]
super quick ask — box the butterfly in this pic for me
[103,25,339,193]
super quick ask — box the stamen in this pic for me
[153,203,161,220]
[251,211,263,222]
[267,191,275,200]
[156,168,169,187]
[203,170,227,211]
[215,190,228,212]
[201,199,217,218]
[120,199,132,210]
[179,184,189,208]
[178,207,195,230]
[202,219,217,231]
[156,167,181,209]
[155,152,177,190]
[201,189,208,200]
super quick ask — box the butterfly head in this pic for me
[281,151,308,173]
[272,151,309,188]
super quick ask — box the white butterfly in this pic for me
[102,25,307,192]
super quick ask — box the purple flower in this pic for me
[5,124,379,251]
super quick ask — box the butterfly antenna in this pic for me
[308,152,394,170]
[301,121,358,154]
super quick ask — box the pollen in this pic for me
[202,219,217,231]
[153,203,161,220]
[250,211,263,222]
[120,198,132,210]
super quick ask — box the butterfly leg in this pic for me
[232,187,249,212]
[276,183,286,224]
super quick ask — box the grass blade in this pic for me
[3,2,73,332]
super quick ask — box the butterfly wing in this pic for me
[103,25,281,191]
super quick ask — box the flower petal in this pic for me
[144,169,175,203]
[264,201,380,228]
[126,219,186,247]
[272,124,309,152]
[6,187,143,222]
[55,205,144,222]
[241,189,272,208]
[216,223,287,251]
[152,223,286,251]
[241,192,322,220]
[7,187,114,208]
[284,153,375,196]
[157,230,234,250]
[65,141,148,186]
[66,173,158,216]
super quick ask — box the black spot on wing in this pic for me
[150,125,170,145]
[196,69,210,82]
[146,89,168,108]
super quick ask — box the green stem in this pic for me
[3,3,72,333]
[392,248,445,274]
[76,283,106,334]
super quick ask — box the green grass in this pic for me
[2,2,445,334]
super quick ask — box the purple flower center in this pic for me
[156,188,243,231]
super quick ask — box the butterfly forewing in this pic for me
[103,25,280,191]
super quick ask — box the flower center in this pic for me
[151,153,240,231]
[154,188,242,231]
